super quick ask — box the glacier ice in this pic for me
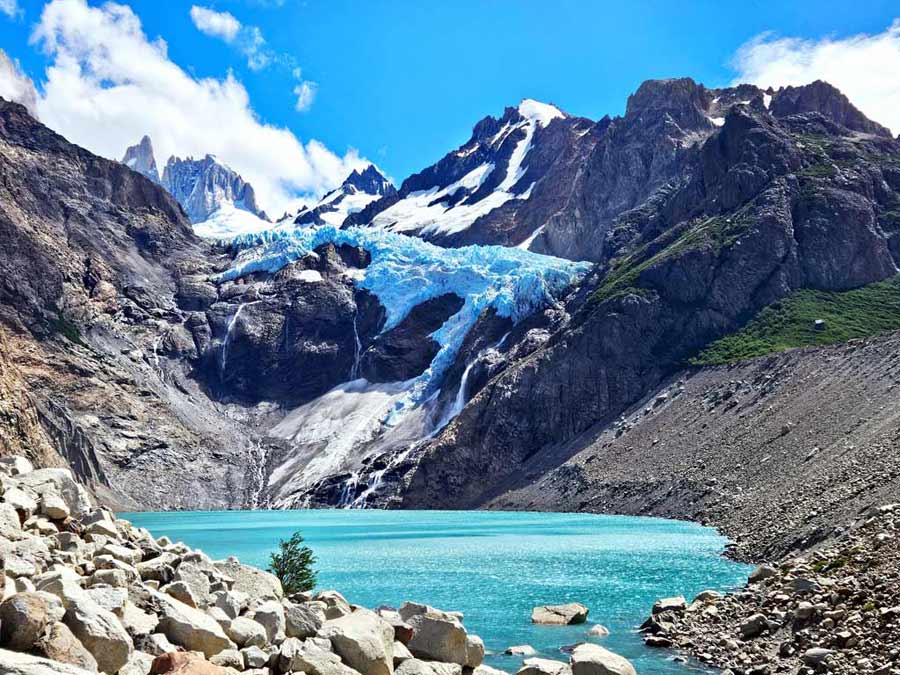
[221,225,591,421]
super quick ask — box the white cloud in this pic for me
[27,0,364,216]
[293,80,316,112]
[190,5,240,42]
[0,48,38,116]
[731,20,900,135]
[189,4,272,71]
[0,0,19,18]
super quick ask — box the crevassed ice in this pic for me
[221,225,591,421]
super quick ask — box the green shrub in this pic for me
[267,531,318,594]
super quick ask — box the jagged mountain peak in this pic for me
[121,134,160,183]
[769,80,892,137]
[289,165,397,228]
[342,164,394,196]
[160,153,266,225]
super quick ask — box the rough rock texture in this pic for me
[643,504,900,674]
[397,82,900,524]
[161,154,265,224]
[488,332,900,561]
[121,136,160,184]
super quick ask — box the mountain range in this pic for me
[1,76,899,566]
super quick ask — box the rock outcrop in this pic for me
[161,154,266,224]
[121,136,160,184]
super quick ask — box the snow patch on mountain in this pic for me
[366,100,565,238]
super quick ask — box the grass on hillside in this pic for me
[692,274,900,365]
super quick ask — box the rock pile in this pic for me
[642,503,900,674]
[0,456,497,675]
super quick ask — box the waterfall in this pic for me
[350,312,363,380]
[220,302,251,375]
[337,472,359,507]
[434,332,510,433]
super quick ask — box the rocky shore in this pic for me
[642,503,900,674]
[0,455,637,675]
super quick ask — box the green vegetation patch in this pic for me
[693,274,900,365]
[591,210,753,305]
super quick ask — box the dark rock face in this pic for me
[0,99,270,509]
[770,80,893,137]
[397,85,900,512]
[121,135,160,183]
[162,154,266,223]
[193,246,381,407]
[360,293,464,383]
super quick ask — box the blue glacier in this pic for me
[220,226,591,420]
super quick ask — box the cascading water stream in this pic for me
[434,332,510,433]
[350,312,362,380]
[220,302,257,375]
[248,440,269,509]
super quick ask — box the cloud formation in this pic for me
[27,0,366,215]
[0,0,19,18]
[189,4,272,71]
[731,20,900,134]
[293,79,317,112]
[190,5,240,42]
[0,48,38,116]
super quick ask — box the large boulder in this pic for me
[398,605,468,666]
[314,590,353,619]
[213,558,282,600]
[247,599,286,644]
[225,616,268,648]
[278,637,359,675]
[42,579,133,674]
[150,589,235,658]
[172,562,211,608]
[319,608,395,675]
[569,644,636,675]
[0,592,66,650]
[517,658,571,675]
[0,648,95,675]
[285,600,326,638]
[531,603,589,625]
[16,469,92,519]
[35,622,99,672]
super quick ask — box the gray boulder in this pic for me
[570,644,636,675]
[531,603,589,625]
[0,592,66,650]
[0,648,95,675]
[285,600,326,638]
[151,589,235,658]
[319,608,395,675]
[35,622,99,672]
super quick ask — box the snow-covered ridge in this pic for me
[221,225,590,419]
[369,100,563,238]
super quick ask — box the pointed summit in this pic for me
[121,135,160,183]
[342,164,395,197]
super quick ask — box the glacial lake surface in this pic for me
[126,510,750,674]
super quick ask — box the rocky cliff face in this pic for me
[161,154,266,224]
[121,135,160,184]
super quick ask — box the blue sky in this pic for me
[1,0,899,213]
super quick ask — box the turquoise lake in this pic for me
[125,510,750,674]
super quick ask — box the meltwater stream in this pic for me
[126,510,751,674]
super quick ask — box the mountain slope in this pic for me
[395,81,900,517]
